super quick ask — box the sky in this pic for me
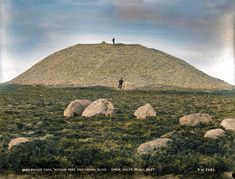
[0,0,235,84]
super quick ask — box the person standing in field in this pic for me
[112,37,115,44]
[118,78,124,89]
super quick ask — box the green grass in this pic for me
[0,85,235,178]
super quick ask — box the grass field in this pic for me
[0,85,234,178]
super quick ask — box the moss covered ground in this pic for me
[0,85,234,178]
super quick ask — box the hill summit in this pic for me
[11,43,232,90]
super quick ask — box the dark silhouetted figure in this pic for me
[118,78,124,89]
[112,37,115,44]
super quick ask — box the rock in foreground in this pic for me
[134,103,156,119]
[82,99,114,117]
[179,113,212,126]
[204,128,225,139]
[64,99,91,117]
[137,138,172,155]
[8,137,30,150]
[220,118,235,132]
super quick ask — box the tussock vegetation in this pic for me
[11,43,232,90]
[0,85,235,178]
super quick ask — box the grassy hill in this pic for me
[11,43,232,90]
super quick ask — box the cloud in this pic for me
[113,0,235,64]
[113,0,235,34]
[57,0,109,5]
[112,0,235,32]
[0,0,10,81]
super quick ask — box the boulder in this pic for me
[122,81,136,90]
[179,113,212,126]
[134,103,156,119]
[82,99,114,117]
[64,99,91,117]
[8,137,29,150]
[137,138,172,155]
[220,118,235,132]
[204,128,225,139]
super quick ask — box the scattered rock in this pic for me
[8,137,30,150]
[64,99,91,117]
[134,103,156,119]
[204,128,225,139]
[179,113,212,126]
[137,138,172,155]
[122,81,136,90]
[82,99,114,117]
[220,118,235,132]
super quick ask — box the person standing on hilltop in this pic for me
[112,37,115,44]
[118,77,124,89]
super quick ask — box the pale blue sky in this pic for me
[1,0,235,84]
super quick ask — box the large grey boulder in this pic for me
[82,99,114,117]
[220,118,235,132]
[204,128,225,139]
[137,138,172,155]
[8,137,30,150]
[179,113,212,126]
[64,99,91,117]
[134,103,156,119]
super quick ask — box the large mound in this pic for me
[11,43,232,90]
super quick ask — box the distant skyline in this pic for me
[0,0,235,84]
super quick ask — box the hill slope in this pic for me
[11,43,232,90]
